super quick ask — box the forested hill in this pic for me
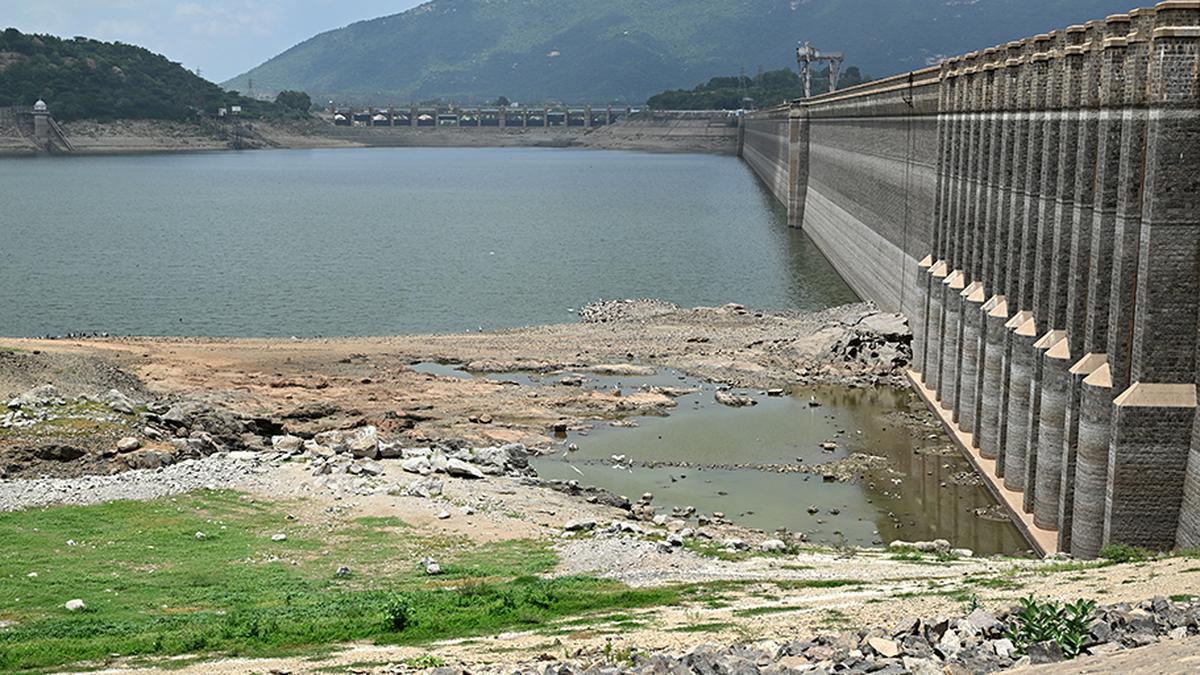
[224,0,1137,104]
[0,29,284,122]
[647,67,866,111]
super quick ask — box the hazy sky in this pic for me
[5,1,426,83]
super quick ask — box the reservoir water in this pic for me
[0,147,856,337]
[1,146,1025,553]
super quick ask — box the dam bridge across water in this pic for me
[328,105,739,129]
[740,1,1200,558]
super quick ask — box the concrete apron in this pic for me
[907,370,1058,556]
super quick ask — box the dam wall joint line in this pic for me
[739,1,1200,559]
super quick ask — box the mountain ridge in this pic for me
[227,0,1137,104]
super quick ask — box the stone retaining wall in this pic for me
[741,1,1200,558]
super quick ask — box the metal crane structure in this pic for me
[796,41,844,99]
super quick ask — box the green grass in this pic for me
[669,621,732,633]
[0,491,677,673]
[732,605,806,617]
[1100,544,1151,565]
[965,576,1025,592]
[819,609,852,629]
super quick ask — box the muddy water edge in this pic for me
[412,363,1029,556]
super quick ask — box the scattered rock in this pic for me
[446,458,485,479]
[1026,640,1064,664]
[868,636,902,658]
[714,390,756,407]
[64,599,86,612]
[403,478,444,498]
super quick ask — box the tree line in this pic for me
[646,66,865,110]
[0,29,311,122]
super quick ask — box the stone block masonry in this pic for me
[740,1,1200,558]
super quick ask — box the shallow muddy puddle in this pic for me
[411,362,1029,555]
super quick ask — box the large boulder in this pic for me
[347,426,380,459]
[8,384,62,409]
[272,435,304,453]
[33,443,86,462]
[125,449,174,470]
[401,457,432,475]
[159,401,255,450]
[446,458,484,479]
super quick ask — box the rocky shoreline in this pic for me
[0,117,737,158]
[4,301,1196,673]
[394,597,1200,675]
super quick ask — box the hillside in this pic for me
[0,29,284,122]
[647,67,867,110]
[224,0,1137,104]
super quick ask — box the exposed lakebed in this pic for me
[410,362,1028,556]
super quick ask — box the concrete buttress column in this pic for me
[1060,15,1129,554]
[977,42,1026,465]
[917,62,958,379]
[942,53,983,412]
[1058,352,1107,551]
[1004,314,1038,490]
[1071,363,1113,558]
[1031,27,1087,530]
[917,61,958,381]
[935,58,967,403]
[969,50,1010,447]
[1001,35,1052,493]
[958,49,1001,435]
[1107,10,1154,397]
[1034,334,1071,528]
[980,298,1010,459]
[927,261,950,394]
[932,60,962,398]
[1106,2,1200,551]
[1022,37,1071,516]
[787,105,810,229]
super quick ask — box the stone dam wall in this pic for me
[741,1,1200,558]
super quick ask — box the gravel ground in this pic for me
[0,455,262,511]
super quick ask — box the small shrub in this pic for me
[1004,595,1096,660]
[404,654,445,669]
[383,594,412,632]
[1099,543,1150,564]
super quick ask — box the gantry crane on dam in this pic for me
[796,41,844,98]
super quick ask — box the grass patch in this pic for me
[965,576,1025,592]
[669,621,732,633]
[681,540,749,561]
[1031,559,1112,575]
[1099,544,1151,565]
[0,491,675,673]
[732,605,805,617]
[819,608,852,629]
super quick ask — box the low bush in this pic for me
[1099,543,1151,565]
[1004,595,1096,659]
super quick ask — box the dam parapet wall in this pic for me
[741,1,1200,558]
